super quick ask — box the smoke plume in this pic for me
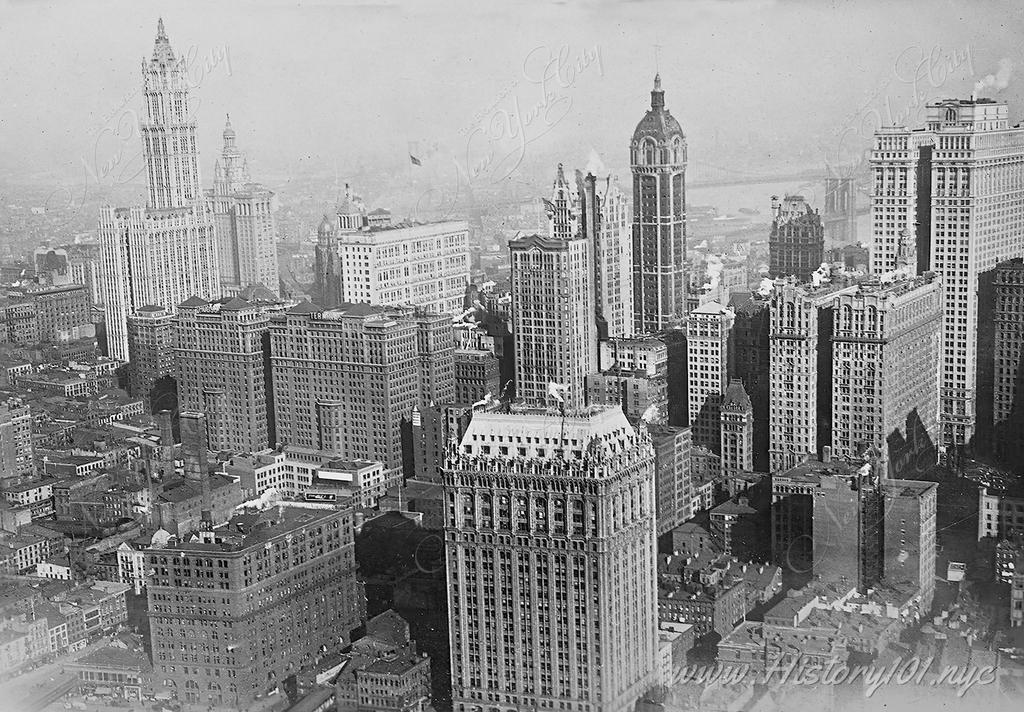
[974,58,1014,97]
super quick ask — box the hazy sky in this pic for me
[1,0,1022,195]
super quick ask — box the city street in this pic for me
[0,637,118,712]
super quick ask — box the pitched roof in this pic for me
[722,380,752,412]
[218,297,252,311]
[178,296,209,308]
[288,300,322,315]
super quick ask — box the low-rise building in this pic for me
[65,636,155,704]
[332,610,433,712]
[226,448,387,508]
[657,552,782,640]
[979,486,1024,540]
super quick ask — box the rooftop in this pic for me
[774,457,870,483]
[158,505,342,554]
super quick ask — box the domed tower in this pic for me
[631,74,688,334]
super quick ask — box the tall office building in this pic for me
[989,258,1024,466]
[881,479,937,611]
[631,74,687,335]
[728,291,771,472]
[686,302,733,451]
[208,116,280,297]
[871,98,1024,454]
[146,506,361,707]
[315,187,469,313]
[769,281,857,473]
[720,379,754,486]
[444,406,658,712]
[547,166,633,340]
[812,465,883,593]
[548,163,626,342]
[648,424,693,535]
[126,305,176,410]
[98,20,219,361]
[830,274,942,476]
[774,455,936,608]
[270,303,453,487]
[598,177,634,338]
[768,195,825,283]
[510,232,598,410]
[175,294,281,454]
[0,284,93,345]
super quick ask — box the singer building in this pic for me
[444,406,659,712]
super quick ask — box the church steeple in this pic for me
[651,73,665,110]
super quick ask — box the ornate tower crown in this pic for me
[151,17,175,64]
[631,73,686,164]
[651,73,664,110]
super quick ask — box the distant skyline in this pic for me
[2,0,1022,198]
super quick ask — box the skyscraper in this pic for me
[686,302,733,451]
[98,20,219,361]
[720,379,754,487]
[208,116,280,297]
[314,186,469,313]
[728,291,771,472]
[444,406,658,712]
[510,231,598,410]
[598,177,634,338]
[989,258,1024,466]
[546,165,633,340]
[146,506,361,707]
[769,281,857,472]
[648,423,693,535]
[871,98,1024,455]
[813,466,882,593]
[175,294,281,454]
[126,304,176,410]
[768,195,825,283]
[830,274,942,476]
[270,302,454,488]
[881,478,937,611]
[631,75,687,335]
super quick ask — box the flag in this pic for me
[547,381,568,403]
[541,197,556,214]
[410,154,422,166]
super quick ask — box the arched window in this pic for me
[672,136,684,164]
[644,138,657,165]
[945,107,957,123]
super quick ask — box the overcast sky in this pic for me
[1,0,1022,191]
